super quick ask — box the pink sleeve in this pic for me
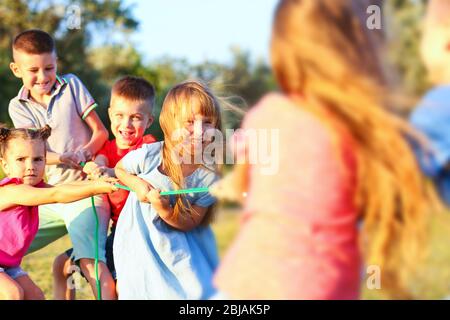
[0,177,21,187]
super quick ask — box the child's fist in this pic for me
[59,152,83,170]
[83,161,113,179]
[95,177,119,193]
[135,180,154,203]
[146,189,171,214]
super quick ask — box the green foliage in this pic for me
[385,0,430,95]
[0,1,276,137]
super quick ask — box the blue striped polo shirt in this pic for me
[8,74,98,185]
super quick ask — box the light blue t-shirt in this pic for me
[113,141,219,299]
[410,85,450,205]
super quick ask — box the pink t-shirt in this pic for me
[0,177,45,267]
[214,93,361,299]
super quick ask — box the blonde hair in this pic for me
[159,80,222,225]
[272,0,433,298]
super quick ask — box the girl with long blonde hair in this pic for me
[113,80,222,299]
[213,0,432,299]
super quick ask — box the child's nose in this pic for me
[124,117,133,128]
[193,121,204,137]
[37,70,46,80]
[26,161,35,172]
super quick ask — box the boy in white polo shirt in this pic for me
[8,29,115,299]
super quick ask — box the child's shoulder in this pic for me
[411,85,450,121]
[248,92,336,139]
[59,73,85,87]
[140,140,163,156]
[192,166,220,188]
[0,177,21,187]
[419,85,450,107]
[246,92,322,128]
[142,134,157,144]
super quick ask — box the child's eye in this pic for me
[16,157,25,162]
[33,157,44,162]
[29,69,38,73]
[45,66,54,71]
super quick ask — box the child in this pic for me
[113,80,221,299]
[212,0,432,299]
[52,76,157,300]
[0,125,117,300]
[410,0,450,206]
[8,29,113,299]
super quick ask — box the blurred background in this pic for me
[0,0,449,299]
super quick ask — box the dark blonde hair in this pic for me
[111,76,155,113]
[272,0,432,298]
[159,80,222,225]
[0,125,52,158]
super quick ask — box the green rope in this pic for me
[114,184,208,195]
[80,162,101,300]
[91,196,102,301]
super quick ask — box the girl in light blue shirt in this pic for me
[113,80,222,299]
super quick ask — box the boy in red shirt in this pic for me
[52,76,157,299]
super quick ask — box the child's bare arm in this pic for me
[146,189,208,231]
[45,151,82,169]
[115,159,153,202]
[0,180,117,211]
[80,111,109,160]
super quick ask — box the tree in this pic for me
[385,0,429,96]
[0,0,138,124]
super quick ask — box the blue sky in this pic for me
[123,0,278,64]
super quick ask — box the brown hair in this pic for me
[12,29,55,57]
[0,125,52,158]
[111,76,156,112]
[159,80,222,226]
[272,0,433,298]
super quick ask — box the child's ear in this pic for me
[9,62,22,78]
[0,158,9,176]
[146,115,154,129]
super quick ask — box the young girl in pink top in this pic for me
[212,0,433,299]
[0,125,117,300]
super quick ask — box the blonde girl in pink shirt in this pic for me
[213,0,434,299]
[0,125,117,300]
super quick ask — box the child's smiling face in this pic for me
[177,106,217,156]
[109,96,153,149]
[1,138,46,186]
[10,50,57,99]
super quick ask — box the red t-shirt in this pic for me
[97,134,157,226]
